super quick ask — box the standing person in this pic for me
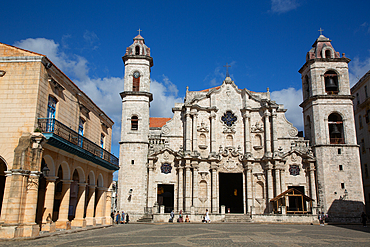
[111,211,115,221]
[115,211,120,224]
[169,210,174,223]
[121,211,125,224]
[204,209,211,223]
[319,212,325,226]
[125,213,129,224]
[178,210,183,223]
[361,212,367,227]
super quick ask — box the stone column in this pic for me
[1,170,28,224]
[211,164,218,213]
[243,110,251,154]
[42,176,58,231]
[185,162,191,212]
[95,187,106,225]
[147,160,155,208]
[280,168,286,192]
[275,168,281,196]
[309,163,317,209]
[210,113,217,154]
[22,171,41,236]
[56,180,73,229]
[105,188,113,225]
[178,167,183,211]
[85,185,96,226]
[192,111,198,152]
[271,108,278,155]
[264,109,272,156]
[246,164,253,214]
[191,161,199,209]
[266,162,273,213]
[71,182,87,227]
[185,109,192,151]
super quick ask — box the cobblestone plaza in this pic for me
[1,223,369,246]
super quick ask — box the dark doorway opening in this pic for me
[219,173,243,213]
[0,159,7,216]
[288,186,306,212]
[157,184,174,213]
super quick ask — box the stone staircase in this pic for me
[224,214,252,223]
[136,214,153,223]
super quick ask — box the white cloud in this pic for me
[14,37,184,146]
[271,87,303,130]
[14,38,89,82]
[271,0,299,14]
[349,56,370,87]
[150,76,183,117]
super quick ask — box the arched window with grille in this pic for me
[324,70,339,94]
[328,113,344,144]
[135,46,140,55]
[131,116,138,130]
[325,49,331,59]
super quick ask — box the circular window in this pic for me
[289,165,300,176]
[221,111,237,127]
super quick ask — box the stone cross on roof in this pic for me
[224,63,231,77]
[318,28,324,35]
[137,28,142,35]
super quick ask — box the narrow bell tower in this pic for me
[299,33,364,221]
[118,32,153,220]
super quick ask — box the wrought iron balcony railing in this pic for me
[38,118,119,168]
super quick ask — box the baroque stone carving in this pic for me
[251,122,264,132]
[197,122,209,132]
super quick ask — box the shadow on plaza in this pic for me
[325,199,369,234]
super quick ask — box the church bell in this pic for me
[331,124,341,135]
[325,77,337,91]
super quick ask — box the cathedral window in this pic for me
[359,115,363,129]
[325,50,331,59]
[131,116,138,130]
[328,113,344,144]
[324,71,339,94]
[221,111,237,127]
[305,116,311,141]
[135,46,140,55]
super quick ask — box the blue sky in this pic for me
[2,1,370,179]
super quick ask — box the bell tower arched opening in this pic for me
[328,113,344,144]
[324,70,339,94]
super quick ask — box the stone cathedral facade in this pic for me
[118,34,364,222]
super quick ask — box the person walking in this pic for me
[361,212,367,227]
[115,211,120,224]
[204,209,211,223]
[125,213,130,224]
[121,211,125,224]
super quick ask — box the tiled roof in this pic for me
[149,117,171,128]
[200,86,221,92]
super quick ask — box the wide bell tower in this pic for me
[118,32,153,220]
[299,33,364,221]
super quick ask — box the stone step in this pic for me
[224,214,251,223]
[137,215,153,223]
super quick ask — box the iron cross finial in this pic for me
[318,28,324,35]
[224,63,231,77]
[137,28,142,35]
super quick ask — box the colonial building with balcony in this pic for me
[0,42,119,238]
[351,70,370,215]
